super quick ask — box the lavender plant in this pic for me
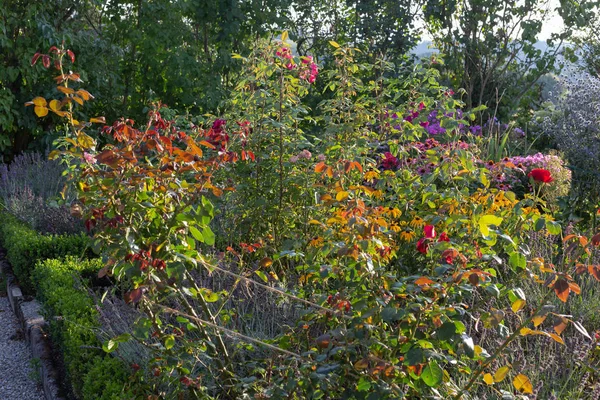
[0,152,82,234]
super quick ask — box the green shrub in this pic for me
[33,257,134,399]
[0,212,90,293]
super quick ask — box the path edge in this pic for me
[1,257,64,400]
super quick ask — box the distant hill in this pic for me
[411,40,553,57]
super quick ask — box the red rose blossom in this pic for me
[424,225,436,239]
[528,168,553,183]
[417,238,429,254]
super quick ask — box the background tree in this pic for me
[423,0,599,121]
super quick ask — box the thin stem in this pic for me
[453,289,553,399]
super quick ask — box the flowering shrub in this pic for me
[482,152,571,208]
[25,40,600,399]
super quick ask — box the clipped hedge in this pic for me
[33,257,134,400]
[0,212,90,293]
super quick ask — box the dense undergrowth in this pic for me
[1,35,600,399]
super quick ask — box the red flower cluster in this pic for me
[528,168,553,183]
[416,225,450,254]
[380,152,400,171]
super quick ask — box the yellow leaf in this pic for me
[483,373,494,385]
[354,358,369,370]
[48,150,60,160]
[72,96,84,106]
[308,220,322,225]
[77,133,96,149]
[34,106,48,117]
[329,40,340,48]
[57,86,75,95]
[281,30,288,42]
[336,191,349,201]
[494,366,510,383]
[532,315,547,327]
[259,257,273,268]
[549,332,565,345]
[90,116,106,124]
[511,299,526,313]
[49,99,62,111]
[32,97,47,106]
[513,373,533,394]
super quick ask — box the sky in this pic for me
[419,0,566,42]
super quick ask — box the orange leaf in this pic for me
[553,317,569,335]
[315,162,326,173]
[414,276,434,286]
[563,234,577,242]
[72,96,84,106]
[568,281,581,295]
[198,140,216,149]
[76,89,94,100]
[57,86,75,95]
[589,265,600,281]
[553,278,570,303]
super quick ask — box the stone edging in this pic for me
[1,259,63,400]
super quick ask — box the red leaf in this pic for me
[158,135,173,154]
[125,288,143,304]
[95,150,120,168]
[42,55,50,68]
[31,53,41,66]
[67,49,75,63]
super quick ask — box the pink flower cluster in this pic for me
[275,48,318,83]
[289,149,312,163]
[299,56,319,83]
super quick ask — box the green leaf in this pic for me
[202,226,215,245]
[356,377,372,392]
[255,270,269,283]
[546,220,562,235]
[102,339,118,353]
[421,361,443,387]
[189,226,204,242]
[509,252,526,270]
[165,335,175,350]
[436,322,457,340]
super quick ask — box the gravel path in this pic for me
[0,296,45,400]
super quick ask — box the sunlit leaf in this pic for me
[336,191,349,201]
[553,278,570,302]
[513,374,533,394]
[34,106,48,117]
[494,366,510,383]
[483,373,494,385]
[511,299,526,313]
